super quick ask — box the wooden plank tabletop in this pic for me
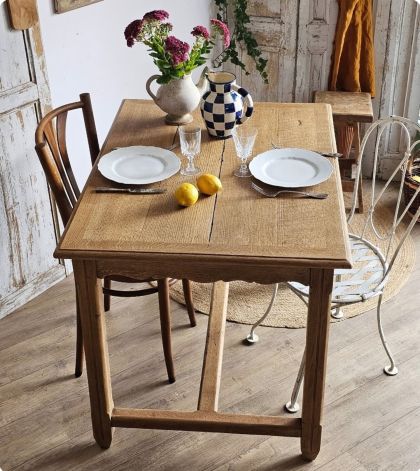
[55,100,351,269]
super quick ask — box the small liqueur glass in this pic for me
[231,125,258,177]
[179,125,202,176]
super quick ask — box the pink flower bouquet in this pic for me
[124,10,230,84]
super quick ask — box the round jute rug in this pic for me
[170,197,416,328]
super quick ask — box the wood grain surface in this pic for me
[314,92,374,123]
[53,100,351,459]
[73,260,113,448]
[55,100,351,272]
[198,282,229,412]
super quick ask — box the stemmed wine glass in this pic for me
[179,125,201,176]
[231,125,258,177]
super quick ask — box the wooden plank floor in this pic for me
[1,224,419,470]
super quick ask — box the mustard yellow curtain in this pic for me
[329,0,375,97]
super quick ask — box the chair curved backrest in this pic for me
[348,116,420,278]
[35,93,100,226]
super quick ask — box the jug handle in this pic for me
[196,65,209,95]
[146,75,161,103]
[232,84,254,124]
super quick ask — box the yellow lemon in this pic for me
[174,183,199,207]
[196,174,222,196]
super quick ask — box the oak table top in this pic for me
[58,100,352,461]
[55,100,351,272]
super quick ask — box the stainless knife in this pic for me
[95,187,166,194]
[110,143,179,152]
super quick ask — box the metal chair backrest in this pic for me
[35,93,100,226]
[348,116,420,278]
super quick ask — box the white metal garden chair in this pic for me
[245,116,420,413]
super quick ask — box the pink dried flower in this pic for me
[211,18,230,48]
[143,10,169,22]
[165,35,190,65]
[191,25,210,40]
[124,19,143,47]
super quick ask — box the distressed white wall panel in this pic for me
[296,0,333,103]
[405,7,420,122]
[0,6,31,91]
[366,1,420,177]
[239,17,282,102]
[277,0,299,102]
[228,0,299,102]
[1,105,57,280]
[0,4,65,318]
[247,0,282,17]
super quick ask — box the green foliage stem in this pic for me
[213,0,268,84]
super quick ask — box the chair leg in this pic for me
[103,277,111,312]
[331,276,343,319]
[354,123,364,213]
[245,284,279,344]
[331,307,344,319]
[158,278,175,383]
[377,294,398,376]
[357,171,364,213]
[75,287,84,378]
[284,347,306,413]
[181,279,196,327]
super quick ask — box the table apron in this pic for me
[94,259,310,285]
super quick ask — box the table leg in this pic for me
[301,268,334,461]
[73,260,114,449]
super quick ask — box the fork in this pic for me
[271,143,342,159]
[251,182,328,199]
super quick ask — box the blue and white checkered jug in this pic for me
[200,71,254,139]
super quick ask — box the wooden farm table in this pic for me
[55,100,352,461]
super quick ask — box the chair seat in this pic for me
[289,235,388,305]
[107,274,153,283]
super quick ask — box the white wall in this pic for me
[37,0,212,185]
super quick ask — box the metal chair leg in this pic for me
[331,307,344,319]
[245,284,279,344]
[284,348,305,413]
[284,293,397,411]
[158,278,176,383]
[182,279,196,327]
[377,294,398,376]
[330,275,342,319]
[354,123,364,214]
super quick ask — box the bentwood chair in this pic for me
[245,116,420,413]
[35,93,196,383]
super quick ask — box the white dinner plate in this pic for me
[98,146,180,185]
[249,148,333,188]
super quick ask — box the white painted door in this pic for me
[223,0,338,103]
[224,0,420,174]
[0,3,65,319]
